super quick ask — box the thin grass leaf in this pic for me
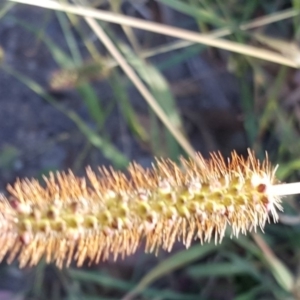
[69,269,199,300]
[84,17,196,158]
[257,66,288,133]
[76,82,106,128]
[54,9,108,129]
[56,10,82,65]
[158,0,226,27]
[66,110,128,167]
[188,262,256,277]
[0,145,19,170]
[234,285,268,300]
[233,235,263,258]
[188,252,262,280]
[109,0,141,53]
[276,159,300,180]
[31,260,46,298]
[13,17,107,130]
[110,71,149,142]
[122,243,221,300]
[233,236,294,297]
[274,110,300,155]
[9,0,299,67]
[118,42,183,159]
[252,234,294,293]
[0,1,15,19]
[8,17,75,68]
[1,64,129,168]
[4,17,123,167]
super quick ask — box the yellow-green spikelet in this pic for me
[0,150,281,268]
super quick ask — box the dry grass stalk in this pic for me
[0,150,291,268]
[9,0,300,67]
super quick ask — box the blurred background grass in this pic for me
[1,0,300,299]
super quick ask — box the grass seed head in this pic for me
[0,150,281,268]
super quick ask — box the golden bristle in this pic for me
[0,150,282,268]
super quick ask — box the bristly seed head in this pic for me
[0,149,282,268]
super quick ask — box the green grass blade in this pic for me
[123,242,221,299]
[8,16,75,67]
[76,82,106,128]
[118,42,184,159]
[2,64,128,168]
[56,10,82,66]
[187,252,262,280]
[110,71,149,142]
[159,0,226,27]
[0,1,15,19]
[69,269,199,300]
[234,285,267,300]
[67,110,128,168]
[11,17,107,130]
